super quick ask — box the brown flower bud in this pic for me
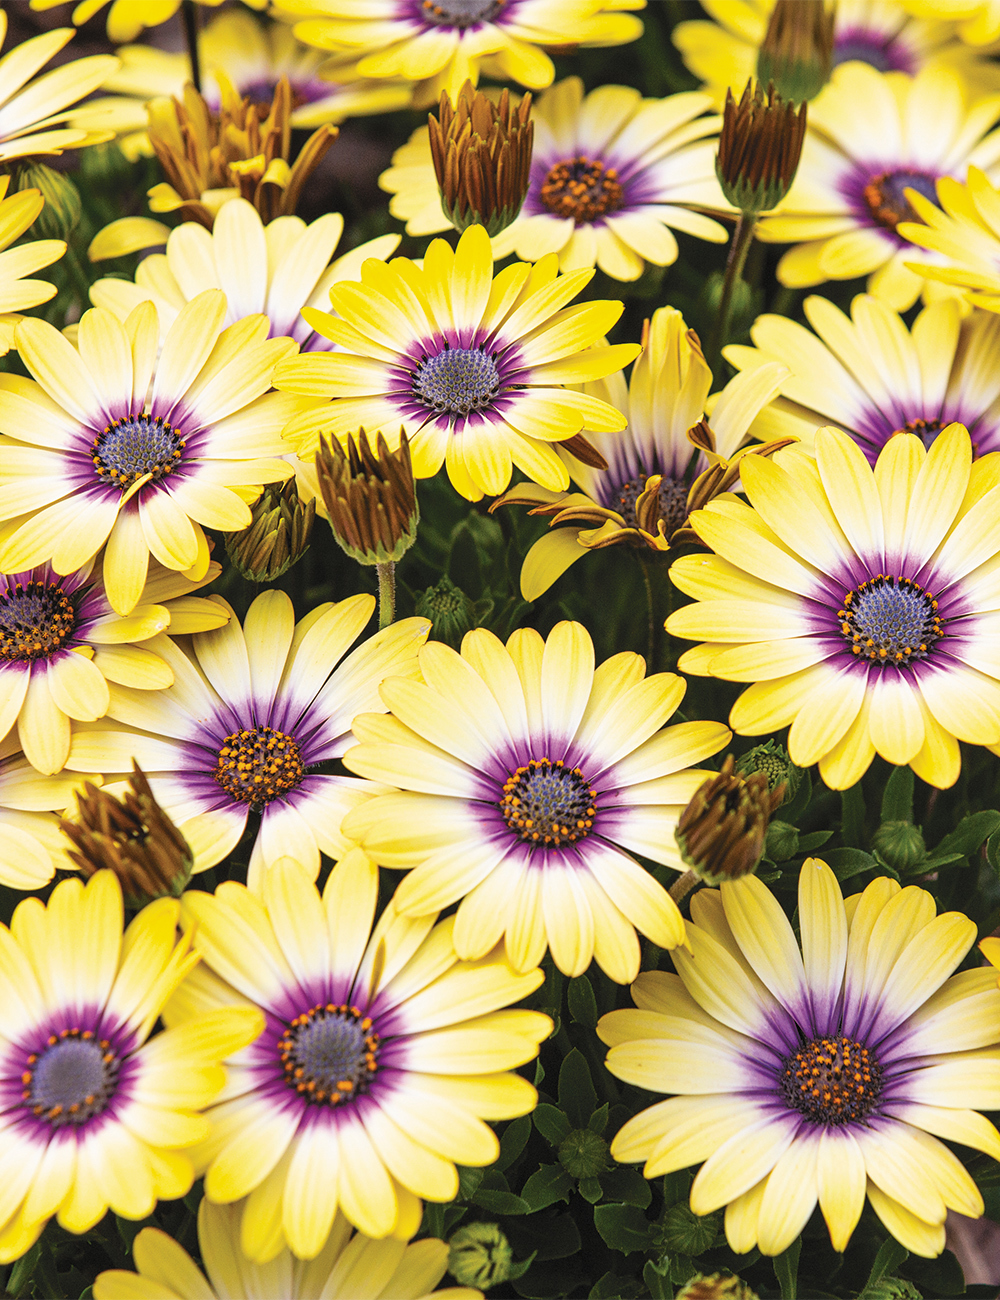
[314,429,419,566]
[225,478,315,582]
[147,74,338,228]
[428,80,533,237]
[674,755,786,885]
[716,80,806,216]
[61,764,193,910]
[757,0,834,104]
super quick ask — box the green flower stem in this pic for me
[377,560,396,630]
[710,211,758,370]
[182,0,202,94]
[669,870,699,905]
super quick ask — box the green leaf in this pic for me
[471,1187,530,1216]
[558,1047,598,1129]
[567,975,599,1028]
[579,1175,603,1203]
[457,1165,485,1201]
[782,767,812,823]
[589,1272,644,1299]
[796,829,834,852]
[858,1238,909,1298]
[823,846,879,881]
[506,1250,538,1282]
[841,782,866,847]
[773,1236,802,1300]
[643,1258,674,1299]
[520,1164,573,1212]
[601,1166,652,1208]
[496,1114,531,1172]
[932,810,1000,862]
[594,1202,653,1254]
[533,1102,571,1147]
[588,1102,609,1135]
[881,764,914,824]
[986,826,1000,876]
[901,1248,965,1296]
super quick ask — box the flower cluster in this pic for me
[1,2,1000,1298]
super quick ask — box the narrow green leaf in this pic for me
[558,1047,598,1130]
[520,1164,573,1212]
[841,782,866,847]
[568,975,599,1028]
[533,1102,571,1147]
[881,764,914,824]
[773,1235,802,1300]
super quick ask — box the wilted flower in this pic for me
[61,763,193,909]
[428,80,533,236]
[716,80,806,216]
[225,479,315,582]
[756,0,834,104]
[146,75,337,227]
[675,755,785,884]
[314,429,419,566]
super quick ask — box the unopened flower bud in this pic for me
[225,478,315,582]
[675,755,785,885]
[735,739,801,805]
[315,429,419,566]
[716,81,806,216]
[675,1274,760,1300]
[558,1128,611,1180]
[756,0,834,104]
[764,820,799,863]
[60,764,192,910]
[15,162,81,240]
[428,80,533,236]
[873,820,927,873]
[658,1204,718,1256]
[448,1222,514,1290]
[415,575,478,648]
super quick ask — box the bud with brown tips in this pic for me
[225,478,315,583]
[757,0,834,104]
[674,755,786,885]
[428,80,534,237]
[314,429,419,568]
[675,1275,760,1300]
[61,764,193,910]
[716,80,806,217]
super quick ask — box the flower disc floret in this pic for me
[23,1028,120,1128]
[839,575,943,666]
[214,726,305,806]
[90,414,184,492]
[780,1035,882,1125]
[278,1003,379,1106]
[0,580,75,662]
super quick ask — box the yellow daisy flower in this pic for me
[753,61,1000,311]
[0,732,93,890]
[673,0,1000,108]
[380,77,728,281]
[493,305,790,600]
[0,291,297,618]
[273,224,640,502]
[600,858,1000,1259]
[31,0,264,44]
[0,555,227,777]
[73,9,412,163]
[900,0,1000,45]
[67,589,429,885]
[0,13,119,164]
[94,1199,481,1300]
[163,853,550,1261]
[88,197,400,353]
[0,869,263,1263]
[898,163,1000,309]
[726,292,1000,462]
[281,0,645,109]
[0,175,66,355]
[666,422,1000,791]
[342,622,731,982]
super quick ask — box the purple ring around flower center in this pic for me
[832,26,916,75]
[840,162,941,247]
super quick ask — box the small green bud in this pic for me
[558,1128,611,1179]
[415,576,477,649]
[873,820,927,873]
[225,479,315,582]
[765,819,799,862]
[15,162,81,240]
[735,740,801,805]
[657,1204,718,1256]
[448,1222,514,1290]
[674,1274,760,1300]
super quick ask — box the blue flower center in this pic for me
[0,579,75,662]
[863,168,938,230]
[278,1004,380,1107]
[419,0,505,28]
[413,347,501,417]
[781,1035,882,1126]
[91,415,185,493]
[500,758,597,849]
[214,726,305,807]
[23,1029,119,1128]
[839,575,943,668]
[611,474,688,536]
